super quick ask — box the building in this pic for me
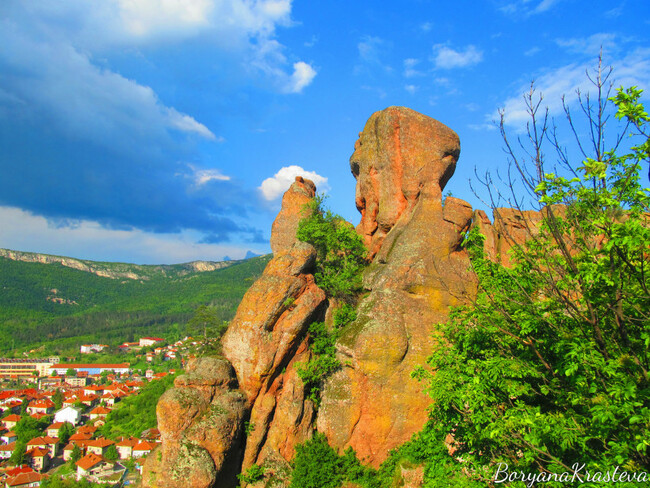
[54,406,82,426]
[80,344,108,354]
[5,471,45,488]
[49,363,131,376]
[76,452,111,481]
[139,337,164,347]
[0,358,59,380]
[115,438,139,460]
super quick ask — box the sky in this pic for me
[0,0,649,264]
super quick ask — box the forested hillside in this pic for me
[0,253,270,354]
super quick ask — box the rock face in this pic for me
[143,357,246,488]
[222,176,325,471]
[147,107,551,485]
[317,107,475,466]
[350,106,460,259]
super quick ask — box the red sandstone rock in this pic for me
[222,177,325,470]
[350,106,460,259]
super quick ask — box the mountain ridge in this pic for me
[0,247,245,281]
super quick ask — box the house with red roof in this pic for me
[4,470,45,488]
[0,441,16,459]
[86,438,115,457]
[26,399,55,416]
[89,406,111,420]
[115,437,140,460]
[3,414,22,430]
[24,447,50,472]
[75,452,113,481]
[132,440,156,458]
[26,436,59,457]
[2,430,17,444]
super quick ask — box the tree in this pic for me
[413,66,650,485]
[53,389,64,410]
[66,368,76,377]
[104,444,119,461]
[59,421,75,445]
[9,440,26,466]
[186,305,227,343]
[70,443,82,464]
[296,195,368,302]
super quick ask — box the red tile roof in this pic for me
[76,452,105,471]
[5,471,45,487]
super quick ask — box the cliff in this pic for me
[0,248,235,280]
[144,107,546,486]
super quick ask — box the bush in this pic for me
[296,322,340,406]
[412,79,650,484]
[297,195,367,301]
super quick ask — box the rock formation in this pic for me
[317,107,476,465]
[222,176,325,472]
[146,107,550,486]
[143,357,247,488]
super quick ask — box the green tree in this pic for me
[414,71,650,484]
[59,421,75,445]
[186,305,227,343]
[296,195,368,302]
[53,389,64,410]
[66,368,76,377]
[104,444,119,461]
[9,440,26,465]
[70,443,82,464]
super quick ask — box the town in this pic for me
[0,336,205,487]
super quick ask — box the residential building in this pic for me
[3,414,21,430]
[86,439,115,457]
[139,337,164,347]
[0,441,16,459]
[0,358,59,380]
[49,363,131,376]
[24,447,50,472]
[54,406,82,426]
[76,452,112,481]
[115,438,139,460]
[2,430,17,444]
[4,471,45,488]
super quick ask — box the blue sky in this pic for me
[1,0,649,264]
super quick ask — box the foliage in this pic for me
[297,195,367,301]
[9,440,26,465]
[14,415,50,443]
[0,254,270,354]
[290,433,378,488]
[100,374,176,439]
[41,475,105,488]
[70,443,82,463]
[412,79,650,485]
[59,421,75,445]
[104,444,119,461]
[238,464,265,485]
[333,303,357,329]
[296,322,340,406]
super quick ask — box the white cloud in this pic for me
[403,58,423,78]
[116,0,214,37]
[166,109,218,139]
[258,165,329,201]
[190,167,231,186]
[356,36,392,74]
[405,84,418,94]
[496,48,650,130]
[432,44,483,69]
[556,33,618,56]
[0,206,261,264]
[498,0,564,16]
[284,61,317,93]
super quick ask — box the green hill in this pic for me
[0,251,270,355]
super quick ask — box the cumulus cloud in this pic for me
[166,109,219,140]
[432,44,483,69]
[403,58,423,78]
[284,62,318,93]
[258,165,329,201]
